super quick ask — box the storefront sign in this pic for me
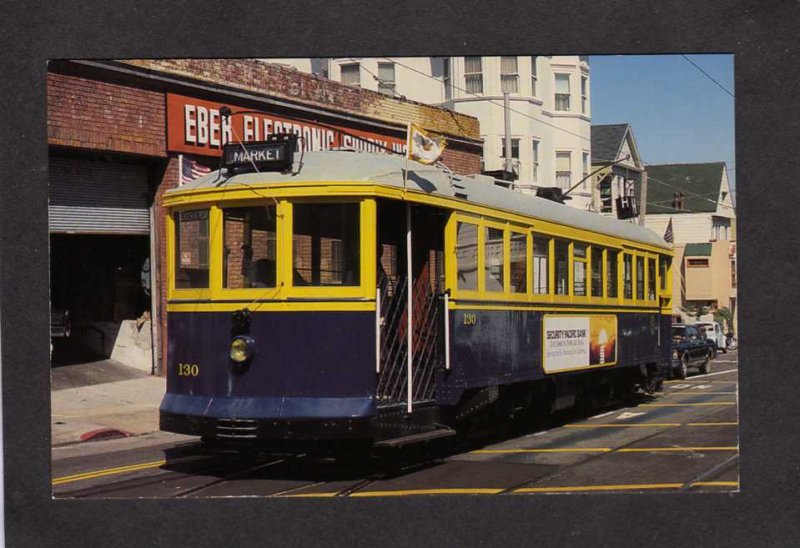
[167,93,407,157]
[542,315,617,373]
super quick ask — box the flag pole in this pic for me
[403,122,411,193]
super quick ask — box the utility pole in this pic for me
[639,170,648,226]
[503,92,513,176]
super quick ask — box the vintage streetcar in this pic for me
[159,136,674,454]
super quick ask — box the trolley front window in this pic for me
[223,206,277,289]
[293,203,360,286]
[175,209,209,289]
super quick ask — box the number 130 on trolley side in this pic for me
[160,137,674,454]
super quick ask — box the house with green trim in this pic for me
[636,162,736,328]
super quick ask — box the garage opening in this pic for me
[49,156,156,370]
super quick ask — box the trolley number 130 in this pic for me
[177,363,200,377]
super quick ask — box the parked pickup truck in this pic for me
[671,324,715,379]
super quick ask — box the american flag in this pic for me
[181,156,213,185]
[663,217,674,243]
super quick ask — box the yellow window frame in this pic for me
[168,204,214,302]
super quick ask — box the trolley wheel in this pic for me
[676,355,689,380]
[699,351,712,375]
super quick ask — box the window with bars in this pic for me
[555,74,571,111]
[636,256,645,300]
[377,62,396,95]
[501,56,519,93]
[341,63,360,86]
[556,151,571,189]
[607,250,619,298]
[591,247,603,297]
[555,240,569,295]
[530,56,538,96]
[465,56,483,94]
[573,243,587,297]
[623,254,633,299]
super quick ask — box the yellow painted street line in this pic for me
[53,459,166,486]
[669,391,738,395]
[691,481,739,487]
[687,422,739,426]
[640,402,735,407]
[280,492,339,498]
[664,380,737,385]
[564,423,681,428]
[350,488,504,497]
[471,448,611,454]
[515,483,683,493]
[618,446,738,453]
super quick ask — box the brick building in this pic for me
[47,59,482,374]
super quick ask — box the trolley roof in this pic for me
[174,150,671,250]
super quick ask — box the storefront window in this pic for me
[175,209,209,289]
[223,206,277,288]
[456,222,478,291]
[293,203,360,286]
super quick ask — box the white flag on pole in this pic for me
[407,123,446,165]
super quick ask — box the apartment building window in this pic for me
[501,138,520,163]
[556,151,571,189]
[377,62,396,95]
[531,139,540,182]
[555,74,571,111]
[501,56,519,93]
[443,57,452,100]
[341,63,360,87]
[582,152,590,189]
[530,56,538,96]
[465,56,483,94]
[581,75,588,114]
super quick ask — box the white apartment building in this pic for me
[268,56,593,209]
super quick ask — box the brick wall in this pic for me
[120,59,480,141]
[47,72,166,157]
[441,147,482,176]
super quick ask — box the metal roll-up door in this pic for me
[49,157,151,234]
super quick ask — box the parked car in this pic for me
[695,321,727,353]
[671,324,715,379]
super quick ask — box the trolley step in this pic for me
[373,428,456,448]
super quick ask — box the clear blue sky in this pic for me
[589,54,735,187]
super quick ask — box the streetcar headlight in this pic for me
[230,335,255,363]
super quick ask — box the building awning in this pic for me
[685,243,712,257]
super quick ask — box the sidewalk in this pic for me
[51,360,166,446]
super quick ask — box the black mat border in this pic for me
[2,0,797,546]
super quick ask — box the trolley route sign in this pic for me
[222,138,294,173]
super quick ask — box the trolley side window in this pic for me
[555,240,569,295]
[175,209,210,289]
[623,253,633,299]
[456,221,478,291]
[223,206,277,289]
[647,257,657,300]
[636,256,645,300]
[292,203,360,286]
[533,235,549,294]
[509,231,527,294]
[607,250,618,298]
[484,226,505,292]
[590,246,603,297]
[573,243,587,296]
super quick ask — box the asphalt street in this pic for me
[52,350,739,498]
